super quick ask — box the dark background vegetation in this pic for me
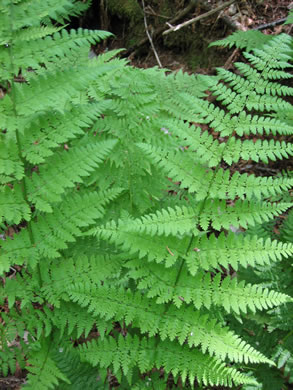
[73,0,293,72]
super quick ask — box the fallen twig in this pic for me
[223,48,240,69]
[163,0,238,35]
[144,5,169,19]
[122,0,198,57]
[254,17,287,30]
[142,0,163,68]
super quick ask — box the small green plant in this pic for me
[0,1,293,389]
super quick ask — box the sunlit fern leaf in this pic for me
[125,259,292,314]
[68,284,273,364]
[185,232,293,273]
[79,334,258,387]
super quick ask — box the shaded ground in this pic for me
[83,0,293,73]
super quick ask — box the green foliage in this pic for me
[285,8,293,25]
[231,208,293,390]
[0,1,293,389]
[107,0,142,20]
[209,30,273,52]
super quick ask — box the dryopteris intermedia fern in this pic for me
[0,1,293,388]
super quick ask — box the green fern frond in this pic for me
[0,185,31,224]
[27,139,117,212]
[206,76,291,114]
[216,67,293,97]
[68,284,272,365]
[90,203,292,272]
[0,0,75,33]
[98,200,290,236]
[91,222,189,266]
[52,302,110,339]
[0,140,24,183]
[8,64,115,117]
[137,142,293,199]
[20,102,111,165]
[185,232,293,274]
[26,339,70,390]
[209,30,272,51]
[125,259,292,315]
[1,188,123,273]
[0,313,26,377]
[53,343,104,390]
[40,254,124,306]
[79,334,258,387]
[1,2,293,386]
[0,28,112,79]
[223,138,293,164]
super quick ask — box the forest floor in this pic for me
[102,0,293,73]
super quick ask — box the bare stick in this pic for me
[141,0,162,68]
[163,0,238,36]
[122,0,198,57]
[254,17,287,30]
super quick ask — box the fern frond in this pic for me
[0,312,26,377]
[105,200,289,235]
[68,284,272,365]
[206,76,291,114]
[91,221,191,266]
[27,139,117,212]
[222,138,293,164]
[209,30,273,51]
[1,2,292,386]
[0,0,73,32]
[125,259,292,315]
[0,28,112,78]
[40,254,124,306]
[0,185,31,224]
[1,188,122,273]
[138,142,293,199]
[52,302,110,339]
[216,67,293,97]
[0,140,24,183]
[20,102,111,164]
[9,63,115,117]
[79,334,257,387]
[26,339,70,390]
[90,202,292,272]
[52,343,104,390]
[185,232,293,274]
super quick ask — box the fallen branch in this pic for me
[198,0,244,31]
[122,0,198,57]
[254,17,287,31]
[163,0,239,35]
[142,0,163,68]
[122,0,243,59]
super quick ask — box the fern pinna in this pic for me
[0,1,293,388]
